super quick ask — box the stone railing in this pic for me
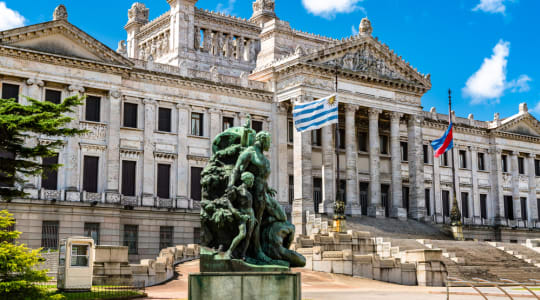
[293,230,447,286]
[93,244,200,287]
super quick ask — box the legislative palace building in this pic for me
[1,1,540,261]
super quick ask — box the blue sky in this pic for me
[0,0,538,121]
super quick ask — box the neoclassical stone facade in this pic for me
[1,1,540,260]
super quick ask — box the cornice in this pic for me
[137,11,170,38]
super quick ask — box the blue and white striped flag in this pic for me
[293,94,338,132]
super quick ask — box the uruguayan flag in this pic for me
[293,94,338,132]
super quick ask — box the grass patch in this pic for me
[42,285,144,300]
[512,287,540,291]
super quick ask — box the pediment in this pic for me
[303,37,431,89]
[0,20,132,66]
[498,114,540,137]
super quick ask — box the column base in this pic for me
[142,195,155,207]
[346,204,362,217]
[390,207,407,221]
[367,205,386,218]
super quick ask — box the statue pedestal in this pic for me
[188,272,301,300]
[451,225,464,241]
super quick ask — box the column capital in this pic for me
[345,103,359,112]
[68,84,85,93]
[469,145,479,152]
[489,147,502,155]
[26,78,44,87]
[511,150,520,156]
[389,111,403,121]
[528,153,536,159]
[109,90,121,99]
[408,114,424,125]
[143,98,157,106]
[277,102,289,114]
[368,108,381,118]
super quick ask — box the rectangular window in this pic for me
[425,189,431,216]
[402,186,409,211]
[222,117,234,131]
[442,190,450,217]
[45,89,62,104]
[193,227,201,244]
[252,120,263,133]
[459,150,467,169]
[382,184,390,217]
[535,159,540,176]
[84,222,100,245]
[502,155,508,172]
[312,129,322,146]
[159,226,174,250]
[504,195,514,220]
[1,83,19,101]
[0,151,15,187]
[358,132,367,152]
[121,160,136,196]
[157,164,171,199]
[313,177,322,213]
[478,153,485,171]
[85,96,101,122]
[520,197,527,220]
[158,107,172,132]
[423,145,429,164]
[83,156,99,193]
[380,135,388,155]
[461,192,469,218]
[191,167,202,201]
[338,128,345,149]
[441,151,449,167]
[41,221,59,250]
[191,112,203,136]
[289,175,294,205]
[518,157,525,175]
[338,179,346,203]
[123,103,138,128]
[400,142,408,161]
[288,121,293,143]
[359,182,368,216]
[41,154,59,190]
[123,225,138,254]
[70,245,89,267]
[480,194,487,219]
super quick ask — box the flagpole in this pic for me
[334,65,345,232]
[448,89,462,229]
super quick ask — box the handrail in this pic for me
[473,278,514,300]
[446,276,540,299]
[500,278,540,300]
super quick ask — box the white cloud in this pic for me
[216,0,236,15]
[351,25,358,36]
[302,0,365,19]
[0,2,25,31]
[473,0,507,14]
[508,75,532,93]
[533,101,540,114]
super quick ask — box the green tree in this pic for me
[0,210,63,299]
[0,95,84,200]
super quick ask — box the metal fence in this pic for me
[446,277,540,299]
[36,280,146,300]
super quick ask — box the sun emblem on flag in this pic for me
[327,95,336,105]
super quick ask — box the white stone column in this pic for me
[23,79,44,192]
[470,146,480,224]
[234,112,241,127]
[142,98,156,207]
[407,114,426,220]
[367,108,384,218]
[176,103,190,209]
[320,122,335,214]
[389,111,406,220]
[527,153,538,224]
[345,104,360,215]
[209,108,221,142]
[490,147,505,223]
[292,96,313,235]
[64,84,84,201]
[105,90,122,204]
[511,151,522,221]
[276,103,289,206]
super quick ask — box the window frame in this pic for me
[518,156,525,175]
[83,222,100,245]
[1,82,20,102]
[41,154,59,190]
[82,155,99,193]
[158,107,172,133]
[122,102,139,128]
[84,95,101,123]
[502,154,509,173]
[190,166,203,201]
[121,160,137,197]
[358,131,368,152]
[222,116,234,131]
[41,220,59,250]
[191,112,204,137]
[480,194,488,219]
[70,244,90,267]
[311,129,322,147]
[459,150,467,169]
[159,226,174,250]
[157,163,171,199]
[478,152,486,171]
[44,88,62,104]
[379,135,389,155]
[252,120,263,133]
[123,224,139,255]
[400,141,408,162]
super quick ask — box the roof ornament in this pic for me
[53,4,68,21]
[359,17,372,36]
[519,103,528,114]
[128,2,149,25]
[117,40,127,56]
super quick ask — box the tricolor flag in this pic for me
[293,94,338,132]
[431,122,453,158]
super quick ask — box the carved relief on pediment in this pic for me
[321,44,406,81]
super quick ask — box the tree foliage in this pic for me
[0,210,64,299]
[0,95,85,199]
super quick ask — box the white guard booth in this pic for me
[57,236,95,291]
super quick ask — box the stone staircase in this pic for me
[345,216,451,240]
[418,239,540,282]
[487,242,540,268]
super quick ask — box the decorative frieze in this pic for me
[79,121,107,140]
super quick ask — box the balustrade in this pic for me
[193,27,259,63]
